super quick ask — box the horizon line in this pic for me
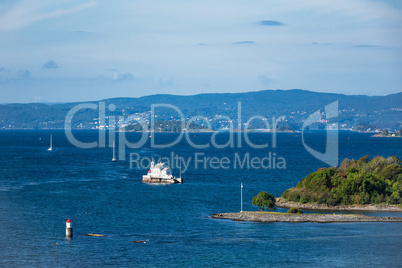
[1,88,401,105]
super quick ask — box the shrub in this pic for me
[287,207,303,214]
[300,195,309,204]
[327,198,339,206]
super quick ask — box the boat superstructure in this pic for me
[142,161,182,184]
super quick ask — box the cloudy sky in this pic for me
[0,0,401,103]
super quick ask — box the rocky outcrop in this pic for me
[275,198,402,212]
[211,211,402,223]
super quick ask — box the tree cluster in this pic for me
[281,156,402,206]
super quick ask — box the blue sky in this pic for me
[0,0,401,103]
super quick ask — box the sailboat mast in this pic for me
[47,134,53,151]
[113,141,115,159]
[112,140,117,162]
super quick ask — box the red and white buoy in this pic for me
[66,219,73,238]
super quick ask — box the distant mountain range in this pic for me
[0,89,401,130]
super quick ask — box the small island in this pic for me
[212,155,402,223]
[281,155,402,210]
[120,120,212,132]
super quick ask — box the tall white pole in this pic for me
[241,183,243,212]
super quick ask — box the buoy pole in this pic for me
[66,219,73,238]
[241,183,243,212]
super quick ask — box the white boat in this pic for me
[48,135,52,151]
[112,141,117,162]
[142,161,182,184]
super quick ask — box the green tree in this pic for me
[252,191,276,211]
[358,155,369,164]
[382,129,388,136]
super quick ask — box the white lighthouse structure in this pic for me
[66,219,73,238]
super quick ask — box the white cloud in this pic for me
[265,0,402,21]
[106,69,134,81]
[156,77,175,87]
[258,75,272,86]
[0,1,97,32]
[32,96,44,102]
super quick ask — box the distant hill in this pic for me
[0,89,401,130]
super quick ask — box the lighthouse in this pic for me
[66,219,73,238]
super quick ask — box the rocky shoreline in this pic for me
[371,134,401,138]
[275,198,402,212]
[211,211,402,223]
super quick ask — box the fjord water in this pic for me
[0,130,401,267]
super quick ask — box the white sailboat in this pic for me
[48,135,53,151]
[112,141,117,162]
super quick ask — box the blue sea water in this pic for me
[0,130,401,267]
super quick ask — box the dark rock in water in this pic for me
[82,233,106,237]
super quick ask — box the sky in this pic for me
[0,0,401,103]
